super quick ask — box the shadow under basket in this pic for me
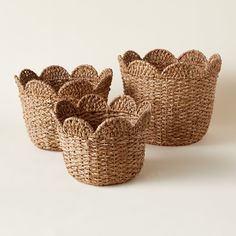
[53,94,151,186]
[15,65,112,151]
[119,49,222,146]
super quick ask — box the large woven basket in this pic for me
[119,49,222,146]
[15,65,112,151]
[53,94,151,186]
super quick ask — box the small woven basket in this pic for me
[119,49,222,146]
[15,65,112,151]
[53,94,151,186]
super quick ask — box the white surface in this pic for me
[0,0,236,235]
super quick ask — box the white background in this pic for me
[0,0,236,235]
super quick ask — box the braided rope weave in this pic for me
[15,65,112,151]
[119,49,222,146]
[53,94,151,186]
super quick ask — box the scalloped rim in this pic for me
[53,94,151,139]
[25,79,57,97]
[40,65,70,80]
[15,65,113,96]
[119,49,222,78]
[71,64,98,78]
[58,79,94,99]
[63,117,94,138]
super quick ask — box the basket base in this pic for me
[30,139,62,152]
[66,165,143,186]
[146,136,205,146]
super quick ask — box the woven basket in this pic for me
[119,49,222,146]
[15,65,112,151]
[53,94,151,186]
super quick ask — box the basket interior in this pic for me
[57,108,138,131]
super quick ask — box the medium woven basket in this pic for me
[119,49,222,146]
[15,65,112,151]
[53,94,151,186]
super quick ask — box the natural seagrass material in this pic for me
[119,49,222,146]
[53,94,151,186]
[15,65,112,151]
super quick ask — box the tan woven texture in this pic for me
[53,94,151,186]
[15,65,112,151]
[119,49,222,146]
